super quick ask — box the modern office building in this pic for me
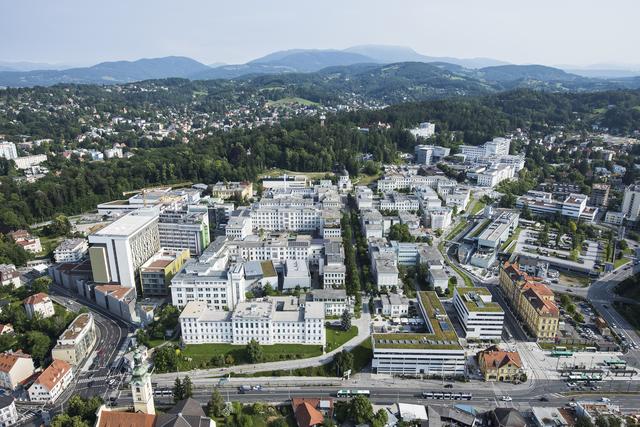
[88,208,160,290]
[414,145,451,165]
[51,313,97,366]
[622,184,640,221]
[53,238,89,263]
[453,287,504,340]
[139,248,190,297]
[372,292,465,377]
[515,191,598,222]
[179,298,325,345]
[589,183,610,207]
[158,206,210,257]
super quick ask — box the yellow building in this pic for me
[139,248,190,297]
[477,345,524,382]
[499,262,559,341]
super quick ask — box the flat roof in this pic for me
[455,287,503,313]
[92,209,158,237]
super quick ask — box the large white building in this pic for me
[179,298,325,345]
[53,238,88,263]
[158,205,210,257]
[453,287,504,340]
[14,154,47,170]
[414,145,451,165]
[250,204,321,232]
[380,193,420,212]
[372,253,399,288]
[622,184,640,221]
[460,137,511,161]
[428,207,453,230]
[476,164,515,188]
[409,122,436,139]
[307,289,354,316]
[283,259,311,290]
[372,292,465,377]
[88,208,160,290]
[516,191,598,222]
[0,142,17,160]
[51,313,97,366]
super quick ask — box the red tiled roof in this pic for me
[479,346,523,369]
[295,402,325,427]
[34,359,71,390]
[97,411,156,427]
[23,292,50,305]
[0,351,32,373]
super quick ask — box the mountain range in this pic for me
[0,45,639,93]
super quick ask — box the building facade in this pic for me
[453,287,504,340]
[51,313,97,366]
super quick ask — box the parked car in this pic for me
[501,396,512,402]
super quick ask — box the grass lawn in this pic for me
[148,338,178,348]
[469,200,486,215]
[325,325,358,353]
[356,171,382,186]
[614,257,631,269]
[500,227,521,252]
[445,220,469,241]
[266,97,319,107]
[438,241,473,287]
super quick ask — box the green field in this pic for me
[266,97,319,107]
[325,325,358,353]
[500,227,522,252]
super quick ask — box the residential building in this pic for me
[156,398,216,427]
[179,298,325,345]
[292,398,334,427]
[380,293,410,316]
[530,407,571,427]
[211,181,253,200]
[622,183,640,221]
[14,154,47,170]
[53,238,89,263]
[23,292,55,319]
[453,287,504,340]
[0,265,20,287]
[307,289,353,316]
[0,142,17,160]
[0,325,12,335]
[477,345,524,381]
[0,351,35,390]
[51,313,97,366]
[371,292,465,377]
[28,359,73,403]
[589,183,610,207]
[8,230,41,254]
[499,262,559,341]
[139,248,190,297]
[0,396,18,427]
[158,206,210,257]
[409,122,436,139]
[88,208,160,290]
[283,259,311,290]
[575,401,621,426]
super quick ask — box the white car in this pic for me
[501,396,512,402]
[568,402,577,407]
[567,382,577,387]
[601,397,611,403]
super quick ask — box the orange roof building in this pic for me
[28,359,73,403]
[0,351,35,390]
[478,345,524,382]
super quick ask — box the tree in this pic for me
[576,416,594,427]
[21,331,51,366]
[207,388,225,418]
[246,339,263,363]
[521,203,532,220]
[173,377,184,402]
[32,276,52,293]
[372,409,389,427]
[388,224,414,243]
[66,395,103,425]
[183,375,194,398]
[225,354,235,365]
[334,349,354,376]
[349,395,374,424]
[340,309,352,331]
[45,214,72,236]
[153,346,179,373]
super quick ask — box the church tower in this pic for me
[130,349,155,415]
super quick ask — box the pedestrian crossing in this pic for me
[77,375,108,384]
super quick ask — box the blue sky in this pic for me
[1,0,639,67]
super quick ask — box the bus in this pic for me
[421,392,434,399]
[585,347,597,353]
[336,389,370,398]
[551,350,573,357]
[461,393,472,400]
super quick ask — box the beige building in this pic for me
[0,351,35,390]
[28,359,73,403]
[477,345,524,382]
[51,313,97,366]
[23,292,55,319]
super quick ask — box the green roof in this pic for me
[372,333,462,350]
[455,287,504,313]
[260,261,277,278]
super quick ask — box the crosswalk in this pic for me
[77,375,108,384]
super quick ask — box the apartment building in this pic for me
[589,183,610,207]
[158,206,210,257]
[8,230,42,254]
[88,208,160,290]
[499,262,559,341]
[28,359,73,403]
[51,313,97,366]
[372,292,465,377]
[0,396,18,427]
[0,351,35,390]
[622,184,640,221]
[477,345,524,382]
[179,298,325,345]
[453,287,504,340]
[139,248,190,297]
[23,292,55,319]
[53,238,88,263]
[211,181,253,200]
[0,265,20,287]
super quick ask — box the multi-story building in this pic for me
[139,248,190,297]
[414,145,451,165]
[453,287,504,340]
[476,164,514,188]
[320,241,346,288]
[179,298,325,345]
[499,262,559,341]
[0,142,17,160]
[51,313,97,366]
[0,265,20,287]
[211,181,253,200]
[460,137,511,161]
[409,122,436,139]
[261,175,309,190]
[0,351,35,390]
[250,204,322,232]
[14,154,47,170]
[589,183,610,207]
[377,174,450,193]
[516,191,598,222]
[445,188,470,209]
[283,259,311,290]
[23,292,55,319]
[477,345,524,382]
[0,395,18,426]
[622,184,640,221]
[307,289,353,316]
[380,293,411,316]
[225,209,252,239]
[372,291,465,377]
[428,207,453,230]
[355,186,374,210]
[8,230,41,254]
[158,206,210,257]
[380,193,420,212]
[28,359,73,403]
[94,285,137,323]
[320,210,342,239]
[372,253,399,288]
[88,208,160,290]
[53,238,89,263]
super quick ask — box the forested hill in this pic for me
[1,88,640,230]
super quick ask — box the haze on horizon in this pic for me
[2,0,640,69]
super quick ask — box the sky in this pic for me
[1,0,640,68]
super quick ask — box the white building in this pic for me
[0,351,35,391]
[225,209,252,239]
[604,211,625,226]
[622,184,640,221]
[373,253,399,288]
[428,269,449,292]
[158,205,210,256]
[414,145,451,165]
[476,164,514,188]
[51,313,97,366]
[308,289,354,316]
[460,137,511,161]
[53,238,88,263]
[355,186,374,210]
[380,193,420,212]
[88,208,160,290]
[380,294,410,316]
[445,188,470,209]
[453,287,504,340]
[23,292,55,319]
[179,299,325,345]
[283,259,311,290]
[320,241,346,288]
[262,175,309,190]
[28,359,73,403]
[516,191,598,223]
[428,208,453,230]
[250,205,321,232]
[0,142,17,160]
[14,154,47,170]
[0,395,18,426]
[409,122,436,139]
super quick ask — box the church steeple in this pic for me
[130,348,155,415]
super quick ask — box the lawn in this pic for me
[437,241,473,287]
[445,220,469,241]
[469,200,486,215]
[266,97,319,107]
[614,257,631,269]
[325,325,358,353]
[356,171,382,186]
[500,227,521,252]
